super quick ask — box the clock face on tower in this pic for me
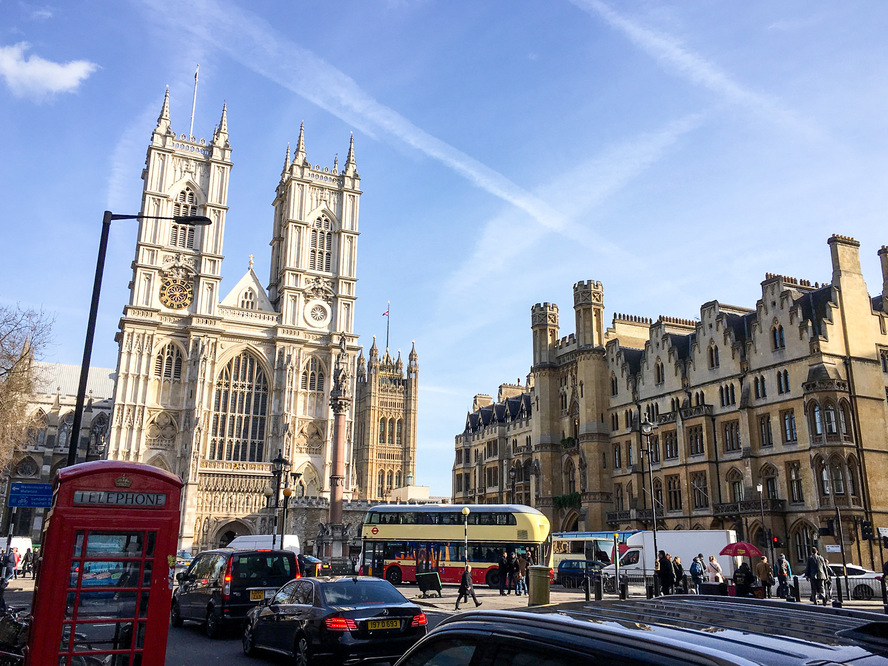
[304,299,330,328]
[159,277,194,309]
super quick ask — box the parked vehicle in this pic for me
[556,559,605,588]
[601,530,737,582]
[394,597,888,665]
[226,533,301,554]
[242,575,427,664]
[794,563,882,601]
[171,548,300,638]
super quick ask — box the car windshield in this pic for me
[320,580,408,606]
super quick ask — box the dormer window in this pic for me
[708,344,719,369]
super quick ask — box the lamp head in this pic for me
[461,507,470,516]
[756,483,763,493]
[283,487,293,498]
[174,215,212,225]
[271,450,290,474]
[641,417,655,436]
[509,467,516,480]
[263,487,273,498]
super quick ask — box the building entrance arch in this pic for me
[213,519,253,547]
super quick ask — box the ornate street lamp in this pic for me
[509,467,517,504]
[67,210,211,466]
[641,417,660,595]
[268,450,291,549]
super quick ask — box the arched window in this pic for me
[772,325,785,350]
[378,418,386,444]
[240,289,256,310]
[655,360,664,385]
[395,471,402,488]
[309,216,333,272]
[565,459,577,494]
[610,374,618,396]
[727,469,743,503]
[811,403,823,436]
[300,358,325,392]
[155,342,183,380]
[839,402,852,440]
[719,386,725,407]
[788,462,804,503]
[830,460,845,495]
[386,470,394,489]
[824,403,837,435]
[170,188,198,249]
[396,420,403,446]
[846,456,859,497]
[58,412,74,451]
[782,370,790,392]
[653,478,663,512]
[793,525,813,564]
[776,370,785,394]
[387,419,395,445]
[709,344,719,369]
[209,351,268,461]
[613,483,623,510]
[377,470,385,497]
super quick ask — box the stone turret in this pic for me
[573,280,604,347]
[531,303,559,367]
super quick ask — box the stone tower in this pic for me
[352,338,419,501]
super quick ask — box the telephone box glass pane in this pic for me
[141,562,152,587]
[85,532,143,557]
[72,532,85,558]
[69,621,136,651]
[145,531,155,558]
[66,590,139,618]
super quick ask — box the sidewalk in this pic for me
[4,575,35,611]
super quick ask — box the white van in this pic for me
[3,537,33,555]
[226,534,300,554]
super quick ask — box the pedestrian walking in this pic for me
[657,551,675,595]
[733,562,754,597]
[12,548,19,579]
[21,549,33,579]
[672,556,686,594]
[3,549,15,583]
[454,565,482,611]
[775,553,792,598]
[755,556,774,598]
[689,554,705,593]
[498,550,512,595]
[804,547,830,605]
[706,555,724,583]
[515,569,527,596]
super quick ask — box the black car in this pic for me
[242,575,427,665]
[171,548,300,638]
[394,597,888,665]
[556,559,605,588]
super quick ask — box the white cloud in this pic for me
[0,42,97,100]
[569,0,820,139]
[30,8,54,20]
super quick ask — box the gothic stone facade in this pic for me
[107,92,416,554]
[454,236,888,571]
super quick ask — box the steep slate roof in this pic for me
[464,393,532,434]
[796,285,835,338]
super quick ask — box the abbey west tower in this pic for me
[108,91,384,552]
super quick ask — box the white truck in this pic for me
[601,529,738,581]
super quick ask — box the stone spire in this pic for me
[282,143,291,175]
[294,122,307,165]
[344,133,357,176]
[212,102,228,144]
[156,87,172,134]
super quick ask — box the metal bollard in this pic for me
[594,576,603,601]
[584,574,591,602]
[832,577,843,608]
[619,579,628,600]
[792,575,801,602]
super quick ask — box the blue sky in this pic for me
[3,1,888,498]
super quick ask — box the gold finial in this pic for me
[249,254,254,270]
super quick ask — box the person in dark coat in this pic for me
[804,547,831,605]
[498,550,512,595]
[733,562,754,597]
[454,565,482,611]
[657,551,675,595]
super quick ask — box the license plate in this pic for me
[250,590,265,601]
[367,619,401,630]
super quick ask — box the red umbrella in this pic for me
[719,542,763,558]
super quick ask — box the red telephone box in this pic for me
[28,460,183,665]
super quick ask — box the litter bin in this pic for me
[416,571,443,598]
[699,581,728,596]
[528,565,551,606]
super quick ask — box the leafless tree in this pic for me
[0,305,53,468]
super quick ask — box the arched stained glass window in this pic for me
[155,342,183,380]
[209,351,268,462]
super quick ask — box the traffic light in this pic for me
[772,535,781,548]
[861,520,874,541]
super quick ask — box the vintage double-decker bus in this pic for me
[360,504,551,588]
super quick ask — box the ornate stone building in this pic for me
[352,339,419,501]
[107,91,416,554]
[5,362,113,542]
[455,236,888,570]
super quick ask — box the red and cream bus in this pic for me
[359,504,552,588]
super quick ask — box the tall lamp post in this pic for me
[462,507,470,563]
[265,450,290,550]
[509,467,517,504]
[641,417,660,595]
[67,210,211,466]
[279,471,302,550]
[756,482,773,563]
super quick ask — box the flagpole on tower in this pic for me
[189,64,199,140]
[383,302,390,351]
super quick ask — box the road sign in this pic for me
[825,544,842,553]
[879,527,888,538]
[8,482,53,508]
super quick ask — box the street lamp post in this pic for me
[756,482,773,563]
[279,471,302,550]
[268,450,291,550]
[509,467,517,504]
[462,507,470,563]
[67,210,211,466]
[641,417,660,596]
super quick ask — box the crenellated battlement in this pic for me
[763,273,820,290]
[658,315,696,328]
[613,313,652,325]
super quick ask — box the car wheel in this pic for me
[242,620,256,657]
[486,570,499,589]
[853,584,874,600]
[386,566,403,585]
[170,601,183,628]
[294,635,312,666]
[205,609,221,639]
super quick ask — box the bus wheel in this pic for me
[486,570,499,589]
[386,566,403,585]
